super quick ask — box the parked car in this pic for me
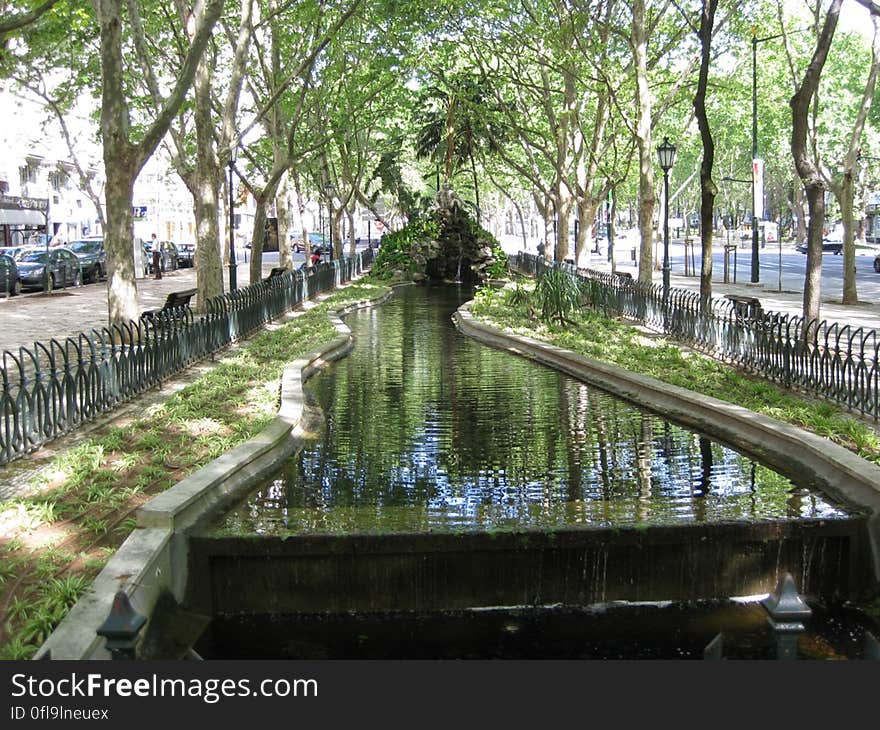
[67,236,106,283]
[16,246,82,291]
[0,245,27,260]
[795,238,843,255]
[0,252,20,296]
[291,232,330,254]
[176,242,195,267]
[144,239,180,272]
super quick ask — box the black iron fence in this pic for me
[0,252,373,464]
[510,253,880,421]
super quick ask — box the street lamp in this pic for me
[228,150,237,291]
[751,28,801,283]
[657,136,677,305]
[325,182,335,262]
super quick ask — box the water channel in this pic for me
[219,284,848,535]
[193,284,876,659]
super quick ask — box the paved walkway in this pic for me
[0,261,275,355]
[589,245,880,333]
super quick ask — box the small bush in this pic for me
[535,268,580,324]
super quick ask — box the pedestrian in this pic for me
[310,251,321,266]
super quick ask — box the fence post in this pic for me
[96,591,146,660]
[761,573,812,660]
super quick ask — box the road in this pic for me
[666,241,880,301]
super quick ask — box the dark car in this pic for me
[873,253,880,273]
[0,245,27,260]
[291,232,330,254]
[144,240,180,273]
[795,238,843,255]
[0,253,20,296]
[176,242,195,268]
[67,237,106,283]
[16,246,82,291]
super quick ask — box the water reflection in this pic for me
[219,284,850,535]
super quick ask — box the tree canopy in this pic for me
[4,0,880,323]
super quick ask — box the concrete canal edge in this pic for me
[453,303,880,586]
[34,288,395,660]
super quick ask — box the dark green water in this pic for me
[217,284,850,536]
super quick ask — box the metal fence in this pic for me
[510,252,880,421]
[0,251,373,464]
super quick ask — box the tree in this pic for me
[94,0,223,326]
[790,0,842,330]
[693,0,719,310]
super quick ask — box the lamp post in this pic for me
[657,136,677,307]
[751,28,803,283]
[325,182,335,262]
[227,152,237,291]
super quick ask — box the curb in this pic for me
[34,286,392,660]
[453,304,880,584]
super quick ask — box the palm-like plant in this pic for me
[414,70,506,217]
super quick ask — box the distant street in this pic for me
[596,238,880,305]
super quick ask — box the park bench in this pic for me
[264,266,288,281]
[140,288,198,325]
[612,271,633,281]
[725,293,763,321]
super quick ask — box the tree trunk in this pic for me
[695,0,719,311]
[576,197,596,266]
[834,13,879,303]
[794,176,807,245]
[791,0,842,330]
[104,161,139,325]
[840,170,858,303]
[249,195,268,285]
[633,0,655,286]
[192,49,222,311]
[554,187,572,262]
[96,0,139,325]
[332,207,344,259]
[277,176,293,270]
[347,207,356,257]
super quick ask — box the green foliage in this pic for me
[534,268,581,324]
[373,200,506,281]
[373,216,440,277]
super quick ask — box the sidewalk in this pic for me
[0,261,274,356]
[589,243,880,333]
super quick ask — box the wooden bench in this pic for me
[725,293,762,321]
[141,288,198,323]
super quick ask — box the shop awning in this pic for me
[0,207,46,226]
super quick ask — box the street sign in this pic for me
[132,205,147,220]
[752,159,764,220]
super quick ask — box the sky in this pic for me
[838,1,875,40]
